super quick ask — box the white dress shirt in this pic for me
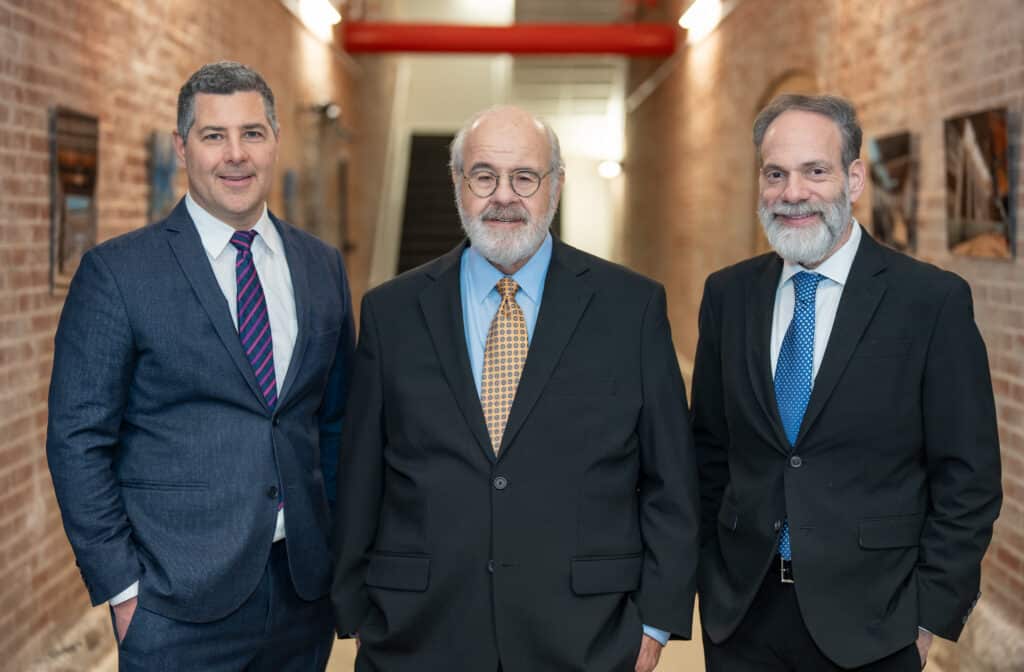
[109,195,297,606]
[770,222,862,381]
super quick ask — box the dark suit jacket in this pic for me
[692,229,1002,668]
[331,239,699,672]
[47,198,355,622]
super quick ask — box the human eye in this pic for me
[471,172,497,188]
[513,171,539,188]
[201,132,224,142]
[763,169,784,182]
[243,129,265,140]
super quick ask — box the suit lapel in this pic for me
[273,215,311,406]
[499,240,594,457]
[746,254,792,454]
[419,244,494,461]
[162,200,269,408]
[798,229,887,443]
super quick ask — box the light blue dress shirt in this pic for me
[458,233,670,647]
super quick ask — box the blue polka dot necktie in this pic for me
[774,271,822,560]
[230,230,277,409]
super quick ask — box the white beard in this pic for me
[758,184,851,265]
[456,188,557,269]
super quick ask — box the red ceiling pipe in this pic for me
[340,22,677,57]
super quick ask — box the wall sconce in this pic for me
[598,160,622,179]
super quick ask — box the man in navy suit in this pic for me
[46,61,354,670]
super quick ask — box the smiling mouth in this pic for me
[219,175,254,185]
[777,212,820,225]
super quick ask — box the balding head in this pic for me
[450,105,563,177]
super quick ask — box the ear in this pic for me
[173,130,187,164]
[847,158,867,204]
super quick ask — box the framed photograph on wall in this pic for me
[944,108,1014,259]
[868,132,918,253]
[49,107,99,294]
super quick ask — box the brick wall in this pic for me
[0,1,391,667]
[625,0,1023,668]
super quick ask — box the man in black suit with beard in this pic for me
[692,94,1002,671]
[332,105,700,671]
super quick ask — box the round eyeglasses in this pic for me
[462,169,553,198]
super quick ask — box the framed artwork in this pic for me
[147,131,178,223]
[944,108,1014,259]
[49,107,99,293]
[868,132,918,252]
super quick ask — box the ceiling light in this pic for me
[679,0,723,43]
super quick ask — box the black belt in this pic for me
[778,555,794,584]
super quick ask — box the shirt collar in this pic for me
[185,192,281,259]
[465,232,553,304]
[779,218,862,288]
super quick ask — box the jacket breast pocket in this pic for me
[546,375,616,397]
[858,514,923,549]
[853,339,911,359]
[571,553,642,595]
[366,553,431,592]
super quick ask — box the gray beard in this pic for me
[758,185,851,265]
[456,190,557,269]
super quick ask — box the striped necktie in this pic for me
[230,230,277,409]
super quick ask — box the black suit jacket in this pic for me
[47,199,355,622]
[331,239,699,672]
[691,229,1002,668]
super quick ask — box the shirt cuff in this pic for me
[642,624,670,646]
[109,581,139,606]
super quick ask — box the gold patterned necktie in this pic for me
[480,277,529,454]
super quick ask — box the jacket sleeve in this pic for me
[633,284,700,639]
[917,276,1002,639]
[690,275,731,551]
[318,248,357,507]
[46,249,142,605]
[331,293,386,635]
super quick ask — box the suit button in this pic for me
[267,485,279,499]
[493,476,508,490]
[487,559,495,574]
[773,520,782,531]
[790,455,803,468]
[272,416,280,426]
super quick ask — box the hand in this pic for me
[634,634,663,672]
[916,629,933,669]
[112,596,138,644]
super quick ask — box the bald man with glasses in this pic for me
[331,105,700,672]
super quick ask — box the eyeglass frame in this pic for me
[460,167,556,199]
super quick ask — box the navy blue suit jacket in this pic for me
[47,199,355,622]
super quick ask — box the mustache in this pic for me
[480,204,529,222]
[767,201,825,217]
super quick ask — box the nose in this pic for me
[491,174,518,203]
[224,134,247,164]
[781,173,809,203]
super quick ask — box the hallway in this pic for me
[2,1,1023,670]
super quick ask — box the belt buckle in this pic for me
[780,556,794,584]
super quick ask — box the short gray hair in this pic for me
[753,94,862,170]
[177,61,278,142]
[449,106,564,176]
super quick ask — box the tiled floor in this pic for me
[327,638,704,671]
[326,609,705,671]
